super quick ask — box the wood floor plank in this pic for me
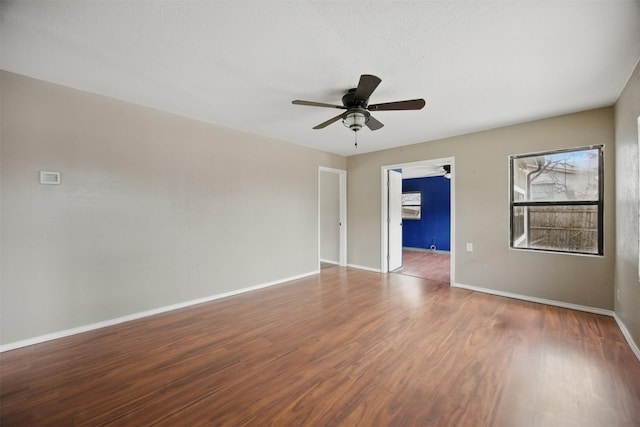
[1,266,639,426]
[398,249,451,282]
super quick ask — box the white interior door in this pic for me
[318,167,347,267]
[388,170,403,271]
[320,171,340,264]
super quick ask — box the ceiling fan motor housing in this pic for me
[342,88,367,108]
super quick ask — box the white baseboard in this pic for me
[0,270,319,353]
[452,282,640,362]
[451,282,614,316]
[347,263,382,273]
[613,314,640,363]
[320,258,339,265]
[7,272,638,365]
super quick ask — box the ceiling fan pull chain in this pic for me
[354,131,358,148]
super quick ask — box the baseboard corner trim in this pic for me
[613,313,640,363]
[0,270,319,353]
[451,282,615,317]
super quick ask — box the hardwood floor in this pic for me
[2,267,639,426]
[397,249,451,282]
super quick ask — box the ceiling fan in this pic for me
[292,74,425,146]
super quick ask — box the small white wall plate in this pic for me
[40,171,61,185]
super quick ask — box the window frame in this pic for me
[509,144,604,256]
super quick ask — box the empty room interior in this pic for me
[2,1,640,425]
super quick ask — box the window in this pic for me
[402,192,421,220]
[509,145,603,255]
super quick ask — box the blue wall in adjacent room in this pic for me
[402,176,451,251]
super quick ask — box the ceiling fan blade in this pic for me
[292,100,346,109]
[368,98,426,111]
[354,74,382,103]
[313,112,346,129]
[366,115,384,131]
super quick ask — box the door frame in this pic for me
[387,169,404,271]
[318,166,347,268]
[380,157,455,282]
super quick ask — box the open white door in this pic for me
[388,170,403,271]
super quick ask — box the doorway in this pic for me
[319,167,347,269]
[381,158,455,283]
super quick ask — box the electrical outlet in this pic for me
[466,243,473,252]
[617,289,621,303]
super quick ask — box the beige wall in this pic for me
[614,59,640,348]
[347,108,615,309]
[0,71,345,345]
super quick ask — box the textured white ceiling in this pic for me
[2,1,639,156]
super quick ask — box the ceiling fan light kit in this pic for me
[292,74,426,148]
[343,111,367,132]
